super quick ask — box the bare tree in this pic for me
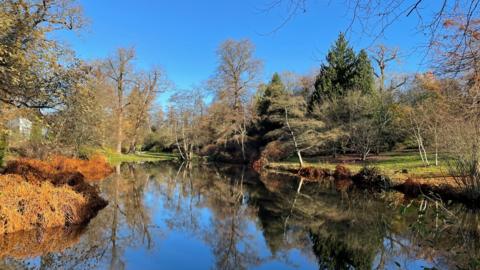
[209,39,263,160]
[212,39,262,109]
[105,48,136,154]
[126,68,169,153]
[407,109,430,166]
[169,89,206,161]
[369,45,399,91]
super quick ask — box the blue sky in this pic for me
[59,0,431,93]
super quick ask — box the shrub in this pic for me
[0,155,112,234]
[261,141,291,162]
[6,155,113,181]
[352,166,391,191]
[0,174,89,234]
[447,154,480,201]
[50,154,113,181]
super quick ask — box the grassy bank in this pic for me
[269,151,449,184]
[103,150,177,165]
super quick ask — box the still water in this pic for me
[0,162,479,269]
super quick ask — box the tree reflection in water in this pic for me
[0,162,479,269]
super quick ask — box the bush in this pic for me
[261,141,291,162]
[201,139,261,164]
[352,166,391,191]
[0,174,87,234]
[0,155,112,234]
[6,155,113,181]
[50,154,113,181]
[447,155,480,201]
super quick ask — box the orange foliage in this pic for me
[416,72,441,92]
[6,155,113,182]
[0,155,112,235]
[50,154,113,181]
[0,174,88,234]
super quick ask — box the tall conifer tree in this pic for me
[309,33,375,110]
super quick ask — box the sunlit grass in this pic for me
[271,151,449,180]
[103,150,177,165]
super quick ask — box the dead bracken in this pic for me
[0,155,112,235]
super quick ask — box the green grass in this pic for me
[100,149,177,165]
[270,151,449,181]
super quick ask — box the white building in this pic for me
[7,118,32,138]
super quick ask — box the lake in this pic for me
[0,162,478,269]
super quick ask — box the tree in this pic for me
[353,49,375,94]
[0,0,85,108]
[49,67,107,154]
[211,39,262,110]
[208,39,262,161]
[401,73,450,166]
[125,68,169,153]
[309,33,375,109]
[256,73,287,117]
[310,33,357,108]
[369,45,399,91]
[105,48,136,154]
[169,89,206,161]
[258,74,339,167]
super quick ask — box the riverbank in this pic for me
[0,155,113,234]
[100,149,178,165]
[264,152,476,205]
[269,152,448,184]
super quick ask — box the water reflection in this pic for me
[0,162,479,269]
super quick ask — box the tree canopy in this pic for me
[309,33,374,110]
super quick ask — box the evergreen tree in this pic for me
[309,33,375,110]
[310,33,357,109]
[354,49,375,95]
[257,73,288,118]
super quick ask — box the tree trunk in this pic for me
[116,108,123,154]
[128,138,137,154]
[284,107,304,168]
[181,123,191,161]
[413,123,429,166]
[362,148,370,161]
[174,121,185,160]
[420,138,429,166]
[297,151,305,167]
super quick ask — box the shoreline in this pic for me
[263,162,477,207]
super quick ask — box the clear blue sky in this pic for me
[59,0,429,92]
